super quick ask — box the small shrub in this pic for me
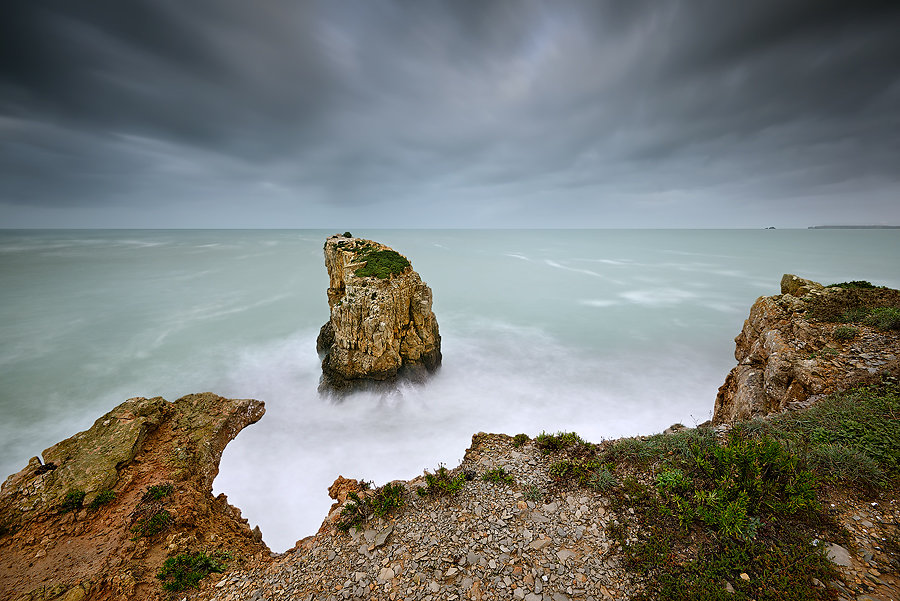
[534,431,588,454]
[839,307,870,323]
[354,249,410,279]
[336,482,406,532]
[132,510,173,538]
[655,468,691,494]
[336,492,368,532]
[88,490,116,511]
[417,465,465,497]
[157,550,227,592]
[142,483,174,502]
[832,325,859,341]
[865,307,900,330]
[370,482,405,518]
[342,231,353,238]
[59,490,86,514]
[512,433,530,447]
[827,280,877,289]
[482,467,515,485]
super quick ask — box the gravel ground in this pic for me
[192,432,899,601]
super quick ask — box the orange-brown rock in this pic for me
[713,275,900,424]
[316,233,441,391]
[0,393,270,601]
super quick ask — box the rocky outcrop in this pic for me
[0,393,270,601]
[713,275,900,424]
[316,233,441,391]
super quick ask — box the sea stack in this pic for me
[316,233,441,392]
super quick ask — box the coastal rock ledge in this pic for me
[0,393,270,601]
[316,233,441,391]
[713,274,900,424]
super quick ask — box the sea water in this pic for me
[1,228,898,551]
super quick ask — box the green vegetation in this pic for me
[512,433,530,447]
[353,249,411,279]
[524,485,545,502]
[131,509,173,538]
[343,231,353,238]
[595,383,900,600]
[749,383,900,486]
[336,482,406,532]
[157,550,228,592]
[605,427,719,466]
[416,464,466,497]
[142,483,174,502]
[482,467,515,485]
[832,325,859,340]
[59,490,86,513]
[654,429,817,539]
[534,431,589,454]
[865,306,900,330]
[839,306,870,323]
[549,459,617,491]
[826,280,878,289]
[88,489,116,511]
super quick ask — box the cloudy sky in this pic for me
[2,1,899,228]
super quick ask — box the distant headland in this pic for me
[808,225,900,229]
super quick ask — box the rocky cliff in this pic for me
[713,274,900,424]
[316,233,441,391]
[0,393,270,601]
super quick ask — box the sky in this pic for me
[2,0,899,229]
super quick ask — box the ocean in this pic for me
[1,228,898,551]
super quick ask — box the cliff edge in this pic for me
[316,233,441,391]
[0,393,270,601]
[713,274,900,424]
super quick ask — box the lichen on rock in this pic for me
[713,274,900,424]
[316,233,441,391]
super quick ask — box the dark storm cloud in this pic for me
[1,0,899,226]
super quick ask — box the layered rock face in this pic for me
[0,393,270,601]
[316,233,441,391]
[713,275,900,424]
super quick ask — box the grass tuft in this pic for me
[142,483,174,502]
[864,306,900,330]
[88,489,116,511]
[58,490,86,514]
[131,509,173,538]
